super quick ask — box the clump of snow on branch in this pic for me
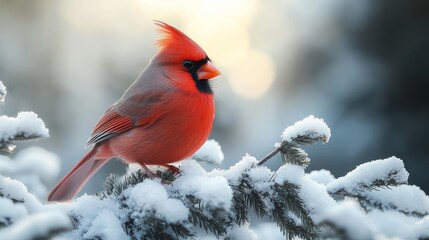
[322,199,376,240]
[219,154,258,185]
[0,211,71,240]
[0,112,49,153]
[253,223,284,240]
[193,139,224,165]
[0,81,49,153]
[276,164,337,223]
[0,176,71,239]
[82,210,128,240]
[362,185,429,216]
[62,195,124,239]
[127,180,189,223]
[306,169,335,185]
[0,147,60,199]
[0,112,49,141]
[0,174,44,211]
[327,156,409,195]
[227,224,257,240]
[281,115,331,143]
[174,160,233,209]
[0,81,6,103]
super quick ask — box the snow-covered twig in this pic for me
[0,112,49,153]
[0,82,49,153]
[258,115,330,167]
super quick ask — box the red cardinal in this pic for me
[48,21,220,202]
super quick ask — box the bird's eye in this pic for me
[182,60,194,70]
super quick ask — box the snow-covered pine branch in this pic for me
[258,115,330,167]
[0,112,49,153]
[327,156,409,196]
[0,147,60,199]
[0,175,71,240]
[0,81,49,153]
[60,115,332,239]
[0,103,428,239]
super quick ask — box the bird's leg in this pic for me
[161,164,180,174]
[137,162,158,179]
[137,163,172,184]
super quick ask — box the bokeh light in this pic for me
[185,19,250,68]
[228,50,275,99]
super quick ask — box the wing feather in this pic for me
[86,91,164,146]
[86,110,134,146]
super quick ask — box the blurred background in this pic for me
[1,0,428,195]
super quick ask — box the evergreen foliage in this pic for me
[92,121,329,240]
[0,83,428,239]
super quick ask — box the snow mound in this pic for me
[0,147,60,199]
[276,164,337,223]
[0,112,49,141]
[127,180,189,223]
[0,211,71,240]
[281,115,331,143]
[174,160,233,209]
[362,185,429,215]
[323,199,376,240]
[306,169,336,185]
[193,139,224,165]
[327,156,409,194]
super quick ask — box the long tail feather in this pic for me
[48,148,110,202]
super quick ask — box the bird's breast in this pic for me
[110,92,215,165]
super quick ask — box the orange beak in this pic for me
[197,62,221,80]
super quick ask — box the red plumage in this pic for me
[48,21,220,202]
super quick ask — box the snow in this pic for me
[323,199,376,240]
[67,194,108,220]
[0,147,60,199]
[127,180,189,223]
[275,164,337,222]
[82,210,128,240]
[0,81,6,103]
[0,114,427,240]
[174,160,233,209]
[306,169,336,185]
[248,165,273,192]
[61,194,125,239]
[275,164,305,185]
[0,175,43,213]
[14,147,60,184]
[362,185,429,215]
[253,223,284,240]
[281,115,331,143]
[227,224,257,240]
[0,211,71,240]
[193,139,224,165]
[0,111,49,141]
[414,216,429,239]
[327,156,409,194]
[222,154,258,186]
[0,197,28,226]
[248,165,272,182]
[368,209,419,239]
